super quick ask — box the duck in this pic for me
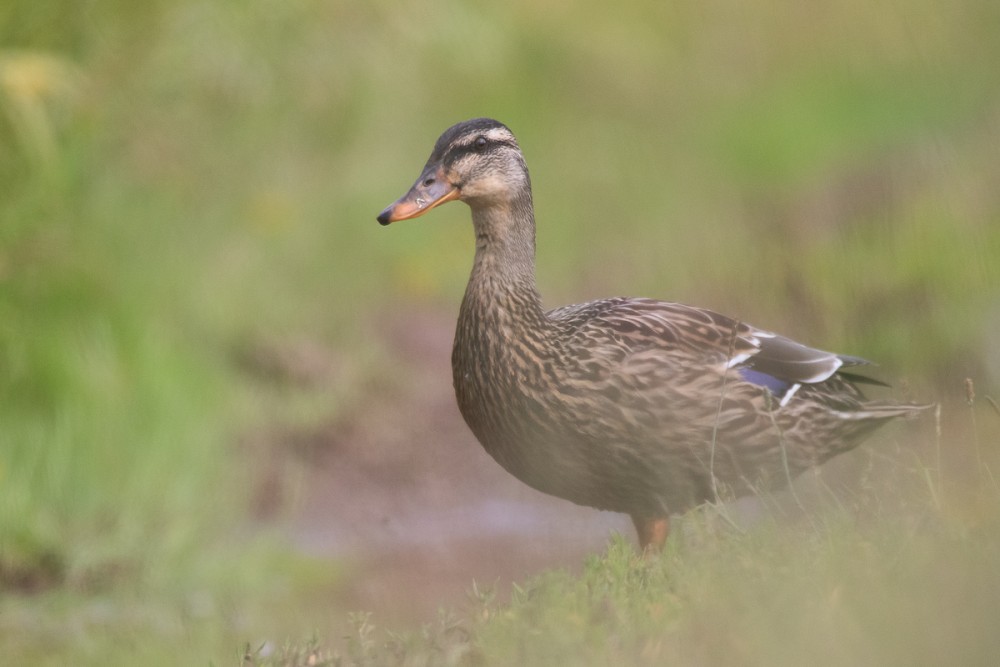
[376,117,930,552]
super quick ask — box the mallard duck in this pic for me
[376,118,929,551]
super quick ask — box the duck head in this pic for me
[377,118,530,225]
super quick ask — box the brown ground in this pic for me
[253,307,630,625]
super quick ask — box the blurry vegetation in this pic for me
[0,0,998,663]
[251,437,1000,666]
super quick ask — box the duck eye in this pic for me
[473,136,488,151]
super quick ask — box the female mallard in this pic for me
[377,118,928,551]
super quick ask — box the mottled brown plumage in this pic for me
[377,118,930,551]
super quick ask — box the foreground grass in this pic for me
[253,529,1000,667]
[0,546,351,666]
[251,419,1000,667]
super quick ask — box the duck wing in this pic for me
[549,297,883,405]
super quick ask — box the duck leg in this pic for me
[631,515,670,553]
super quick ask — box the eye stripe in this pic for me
[443,137,517,163]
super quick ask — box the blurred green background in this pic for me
[1,0,998,663]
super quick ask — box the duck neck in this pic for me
[466,190,544,314]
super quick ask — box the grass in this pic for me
[1,0,999,663]
[249,408,1000,666]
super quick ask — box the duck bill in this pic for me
[377,166,460,225]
